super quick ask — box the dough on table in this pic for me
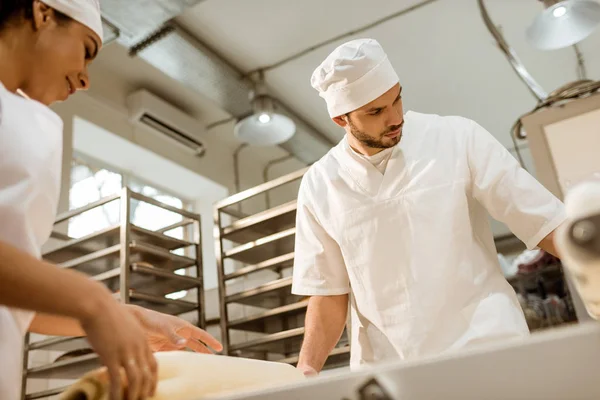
[59,351,305,400]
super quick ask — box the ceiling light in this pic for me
[234,78,296,146]
[258,113,271,124]
[526,0,600,50]
[552,5,567,17]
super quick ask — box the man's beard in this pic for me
[348,118,403,149]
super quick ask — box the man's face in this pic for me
[335,84,404,150]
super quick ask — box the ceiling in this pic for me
[87,0,600,238]
[175,0,600,149]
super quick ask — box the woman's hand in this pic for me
[79,294,158,400]
[126,305,223,354]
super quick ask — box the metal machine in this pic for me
[211,184,600,400]
[215,322,600,400]
[554,181,600,321]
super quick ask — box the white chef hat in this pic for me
[41,0,103,43]
[311,38,399,118]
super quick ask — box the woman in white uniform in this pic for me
[0,2,221,400]
[292,39,565,375]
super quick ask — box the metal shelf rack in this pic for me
[214,167,350,370]
[21,187,205,400]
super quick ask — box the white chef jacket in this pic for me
[0,82,63,400]
[354,146,394,174]
[292,111,566,368]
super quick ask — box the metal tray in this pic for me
[221,201,297,244]
[223,228,295,265]
[25,386,69,400]
[44,224,192,263]
[27,353,100,380]
[127,291,198,316]
[94,263,201,296]
[61,241,196,276]
[277,345,351,367]
[228,300,309,333]
[229,327,305,354]
[225,252,295,280]
[28,337,89,352]
[225,277,303,308]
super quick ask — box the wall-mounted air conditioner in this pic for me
[126,90,206,157]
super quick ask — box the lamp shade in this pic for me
[526,0,600,50]
[234,113,296,146]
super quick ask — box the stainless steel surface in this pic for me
[193,219,206,328]
[225,252,295,280]
[43,224,191,263]
[228,300,309,333]
[128,291,198,315]
[27,353,101,380]
[213,167,351,366]
[214,206,231,354]
[22,187,206,394]
[215,168,309,210]
[157,218,195,233]
[28,337,90,352]
[221,323,600,400]
[60,242,196,276]
[229,327,305,353]
[130,241,196,270]
[93,263,202,296]
[214,168,348,367]
[278,345,351,368]
[54,194,120,224]
[225,277,301,308]
[222,201,297,244]
[21,334,29,400]
[223,228,295,265]
[49,230,72,241]
[130,190,201,221]
[25,386,68,400]
[59,244,120,270]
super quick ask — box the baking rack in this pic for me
[214,167,350,370]
[21,187,204,400]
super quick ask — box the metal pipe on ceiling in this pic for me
[263,155,295,209]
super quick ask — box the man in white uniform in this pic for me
[292,39,565,375]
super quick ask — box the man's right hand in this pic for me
[79,289,158,400]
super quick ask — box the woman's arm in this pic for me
[0,240,108,321]
[29,313,85,337]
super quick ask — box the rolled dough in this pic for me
[59,351,305,400]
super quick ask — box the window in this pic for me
[69,155,191,299]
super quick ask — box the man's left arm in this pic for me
[464,118,567,256]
